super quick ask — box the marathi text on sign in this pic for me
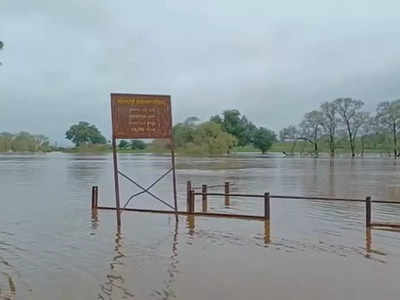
[111,93,172,139]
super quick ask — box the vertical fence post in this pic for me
[95,186,98,208]
[91,186,98,209]
[224,181,230,206]
[264,192,270,221]
[187,181,192,212]
[366,196,371,227]
[189,190,195,213]
[202,184,208,212]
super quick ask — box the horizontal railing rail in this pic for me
[192,192,400,204]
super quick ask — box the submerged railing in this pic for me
[90,181,400,229]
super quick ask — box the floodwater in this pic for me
[1,153,400,299]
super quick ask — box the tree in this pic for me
[173,123,195,148]
[320,101,339,157]
[211,110,257,146]
[298,110,324,155]
[190,121,237,154]
[130,140,146,150]
[118,140,129,149]
[253,127,276,154]
[334,98,367,158]
[183,116,200,126]
[0,132,13,152]
[376,99,400,158]
[65,121,106,146]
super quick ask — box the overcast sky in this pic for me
[1,1,400,144]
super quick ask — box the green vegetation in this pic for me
[65,121,107,147]
[0,131,52,152]
[253,127,277,154]
[209,110,276,153]
[151,110,276,155]
[117,139,148,153]
[172,120,237,155]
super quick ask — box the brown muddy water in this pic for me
[1,153,400,299]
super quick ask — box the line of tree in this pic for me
[166,110,277,155]
[280,97,400,158]
[0,131,51,152]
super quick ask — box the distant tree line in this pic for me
[280,97,400,157]
[0,131,51,152]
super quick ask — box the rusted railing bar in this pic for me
[96,206,265,220]
[192,183,236,190]
[371,223,400,228]
[271,195,366,202]
[194,192,264,198]
[193,192,400,204]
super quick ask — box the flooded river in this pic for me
[1,153,400,299]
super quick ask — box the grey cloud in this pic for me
[1,1,400,144]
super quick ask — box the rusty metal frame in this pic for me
[111,93,178,228]
[118,169,175,210]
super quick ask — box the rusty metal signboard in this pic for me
[111,93,172,139]
[110,93,177,228]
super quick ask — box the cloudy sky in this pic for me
[1,1,400,144]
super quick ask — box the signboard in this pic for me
[111,93,172,139]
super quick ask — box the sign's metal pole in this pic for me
[171,139,178,213]
[112,136,122,228]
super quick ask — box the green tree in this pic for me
[65,121,106,146]
[173,117,199,148]
[183,116,200,126]
[211,110,257,146]
[130,140,146,150]
[118,140,129,149]
[253,127,276,154]
[189,121,237,154]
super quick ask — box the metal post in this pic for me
[264,192,270,221]
[187,181,192,212]
[264,220,270,244]
[112,137,122,228]
[366,196,371,227]
[171,141,178,213]
[366,227,372,256]
[95,186,98,208]
[224,181,230,206]
[91,186,98,209]
[202,184,208,212]
[190,190,195,213]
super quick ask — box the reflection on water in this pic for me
[98,232,135,299]
[2,153,400,299]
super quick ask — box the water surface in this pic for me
[1,153,400,299]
